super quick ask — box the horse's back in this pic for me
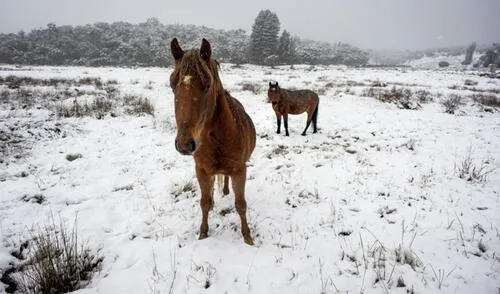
[280,89,319,114]
[285,89,319,103]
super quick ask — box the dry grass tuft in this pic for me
[11,217,103,293]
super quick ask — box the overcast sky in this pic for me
[1,0,498,50]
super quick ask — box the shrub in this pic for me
[240,83,261,95]
[471,93,500,108]
[441,94,463,114]
[124,95,155,116]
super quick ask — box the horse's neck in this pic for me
[205,90,233,127]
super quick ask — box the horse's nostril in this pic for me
[188,139,196,152]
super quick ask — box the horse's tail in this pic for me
[216,174,223,194]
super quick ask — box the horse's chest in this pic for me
[273,104,286,114]
[194,146,241,175]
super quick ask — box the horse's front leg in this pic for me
[196,166,214,240]
[231,167,254,245]
[283,113,289,136]
[275,111,282,134]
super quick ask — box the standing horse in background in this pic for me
[170,38,256,245]
[268,81,319,136]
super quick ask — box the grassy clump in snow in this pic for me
[455,149,494,183]
[171,179,197,201]
[123,95,155,116]
[56,97,114,119]
[10,218,102,293]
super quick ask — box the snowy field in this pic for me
[1,63,499,293]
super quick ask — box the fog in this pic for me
[1,0,498,50]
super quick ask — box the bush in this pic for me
[240,83,261,95]
[441,94,463,114]
[123,95,155,116]
[471,93,500,108]
[377,86,421,110]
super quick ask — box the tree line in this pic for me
[0,11,369,67]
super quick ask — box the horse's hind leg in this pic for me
[231,168,253,245]
[301,111,313,136]
[283,113,290,136]
[223,175,230,195]
[196,167,214,240]
[312,102,319,133]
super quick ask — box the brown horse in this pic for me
[170,38,256,245]
[268,81,319,136]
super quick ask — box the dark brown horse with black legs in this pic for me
[169,38,256,245]
[268,81,319,136]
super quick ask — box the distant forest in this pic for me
[0,17,370,67]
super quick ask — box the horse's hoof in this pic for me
[243,236,254,245]
[199,232,208,240]
[301,133,306,136]
[285,133,289,136]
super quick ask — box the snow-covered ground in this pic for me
[1,63,499,293]
[403,53,482,70]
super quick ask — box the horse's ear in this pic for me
[269,82,272,87]
[276,81,279,87]
[171,38,184,61]
[200,38,211,61]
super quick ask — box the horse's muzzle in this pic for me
[175,138,196,155]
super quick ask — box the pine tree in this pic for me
[249,9,280,65]
[277,30,296,64]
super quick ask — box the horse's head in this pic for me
[169,38,221,155]
[268,81,281,106]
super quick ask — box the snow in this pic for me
[403,53,481,70]
[1,63,500,294]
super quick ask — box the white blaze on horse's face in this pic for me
[182,75,192,85]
